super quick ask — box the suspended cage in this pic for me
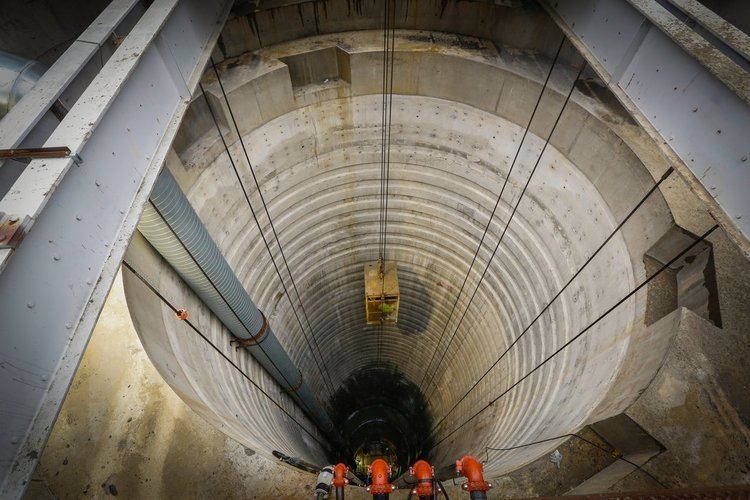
[364,261,399,325]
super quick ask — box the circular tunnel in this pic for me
[123,5,676,482]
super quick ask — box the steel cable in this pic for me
[144,199,324,426]
[429,165,675,433]
[420,54,586,393]
[122,260,326,449]
[427,223,718,449]
[484,432,668,489]
[417,36,567,390]
[200,70,336,401]
[376,0,397,365]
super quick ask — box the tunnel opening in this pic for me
[327,366,433,479]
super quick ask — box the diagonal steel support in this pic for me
[0,0,231,496]
[541,0,750,257]
[0,0,143,153]
[0,0,144,201]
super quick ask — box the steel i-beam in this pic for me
[0,0,231,496]
[542,0,750,257]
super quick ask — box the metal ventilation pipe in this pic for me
[137,167,334,435]
[0,51,65,199]
[0,51,47,118]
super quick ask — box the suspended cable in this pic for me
[377,0,390,262]
[429,165,675,432]
[200,68,336,400]
[417,36,567,390]
[195,79,348,449]
[144,199,327,428]
[484,433,668,489]
[420,56,586,393]
[376,0,396,365]
[382,0,396,261]
[376,0,388,363]
[436,478,450,500]
[121,260,326,449]
[206,61,335,397]
[428,223,718,449]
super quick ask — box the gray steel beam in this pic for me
[541,0,750,257]
[663,0,750,62]
[0,0,231,496]
[0,0,143,150]
[0,0,144,199]
[628,0,748,100]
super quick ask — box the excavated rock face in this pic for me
[124,4,677,477]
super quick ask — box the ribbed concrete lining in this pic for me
[138,168,333,432]
[188,95,635,469]
[125,231,328,465]
[124,30,674,475]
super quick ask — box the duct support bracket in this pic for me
[0,146,73,160]
[229,309,271,347]
[0,0,232,496]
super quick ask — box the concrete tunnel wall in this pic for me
[122,19,677,478]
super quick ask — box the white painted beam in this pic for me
[541,0,750,257]
[0,0,143,150]
[0,0,231,496]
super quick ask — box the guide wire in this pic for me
[121,260,326,448]
[484,432,668,489]
[145,200,319,418]
[199,75,336,400]
[421,57,586,393]
[377,0,397,365]
[429,165,675,432]
[417,36,567,390]
[427,223,718,449]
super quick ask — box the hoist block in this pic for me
[364,261,399,325]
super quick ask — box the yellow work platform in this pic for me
[364,260,399,325]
